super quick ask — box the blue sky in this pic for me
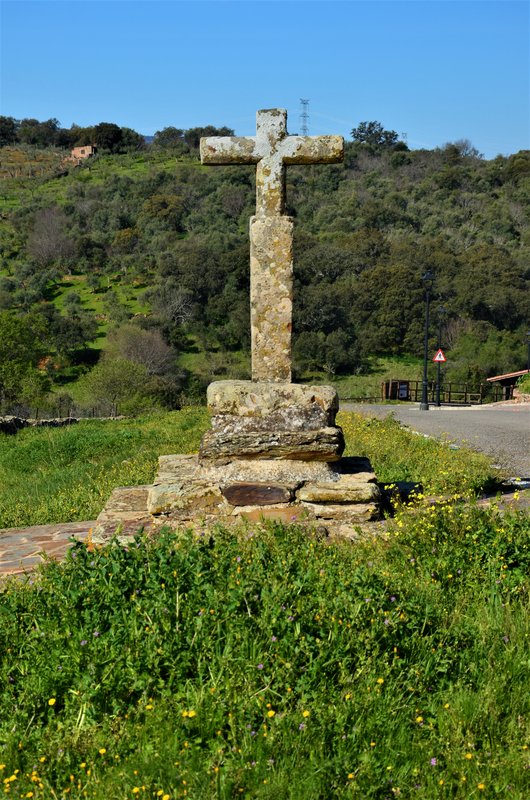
[1,0,528,158]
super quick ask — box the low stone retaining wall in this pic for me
[0,416,79,434]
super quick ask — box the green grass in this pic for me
[0,410,208,528]
[0,407,527,797]
[0,506,529,798]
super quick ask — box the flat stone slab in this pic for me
[156,454,339,485]
[199,426,344,463]
[297,478,381,504]
[222,482,294,505]
[300,502,379,523]
[210,405,332,432]
[207,380,338,418]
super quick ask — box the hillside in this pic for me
[0,131,529,414]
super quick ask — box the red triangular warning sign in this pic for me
[433,349,446,363]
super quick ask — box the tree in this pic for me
[153,127,186,149]
[105,324,174,375]
[0,311,44,408]
[77,358,158,415]
[350,121,404,150]
[93,122,123,152]
[0,116,18,146]
[26,207,76,269]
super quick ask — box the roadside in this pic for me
[341,401,530,478]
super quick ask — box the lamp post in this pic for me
[420,271,435,411]
[435,305,446,407]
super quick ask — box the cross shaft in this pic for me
[200,109,344,381]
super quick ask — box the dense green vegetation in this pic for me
[1,505,528,797]
[0,116,529,413]
[1,407,528,798]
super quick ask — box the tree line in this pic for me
[0,116,529,413]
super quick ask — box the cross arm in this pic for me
[281,135,344,164]
[200,136,258,164]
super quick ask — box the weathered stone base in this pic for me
[92,381,381,545]
[93,453,381,545]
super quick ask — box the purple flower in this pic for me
[287,616,294,622]
[390,596,396,602]
[503,635,509,643]
[271,635,277,642]
[80,640,87,646]
[236,556,241,562]
[257,663,264,670]
[299,723,306,730]
[93,631,100,637]
[384,618,390,626]
[430,758,437,766]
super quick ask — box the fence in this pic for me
[381,380,504,405]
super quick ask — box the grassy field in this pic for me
[1,411,527,798]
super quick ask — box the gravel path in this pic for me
[341,402,530,478]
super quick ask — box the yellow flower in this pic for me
[132,789,140,795]
[266,710,275,718]
[38,757,46,763]
[145,704,153,711]
[302,710,310,718]
[415,716,423,723]
[98,748,106,755]
[347,773,354,780]
[48,698,56,706]
[465,753,473,760]
[163,796,170,800]
[478,784,485,791]
[376,678,384,685]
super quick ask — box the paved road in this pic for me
[342,402,530,478]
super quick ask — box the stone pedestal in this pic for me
[93,380,381,544]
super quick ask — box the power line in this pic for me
[300,98,309,136]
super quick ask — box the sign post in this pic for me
[433,349,446,406]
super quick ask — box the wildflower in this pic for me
[48,698,56,706]
[370,742,376,747]
[257,663,264,670]
[376,678,384,685]
[98,748,106,755]
[478,784,485,791]
[415,716,423,724]
[465,753,473,760]
[430,758,437,766]
[299,723,306,730]
[93,631,100,638]
[266,710,275,718]
[132,789,140,795]
[347,773,354,779]
[80,640,87,647]
[302,710,310,717]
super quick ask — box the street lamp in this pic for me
[420,271,435,411]
[435,305,446,407]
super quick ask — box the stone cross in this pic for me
[200,108,343,382]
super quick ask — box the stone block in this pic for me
[210,404,331,433]
[250,215,293,382]
[297,478,381,504]
[204,458,339,485]
[234,505,308,524]
[199,426,344,464]
[206,380,338,419]
[300,502,379,523]
[221,482,294,506]
[147,481,225,515]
